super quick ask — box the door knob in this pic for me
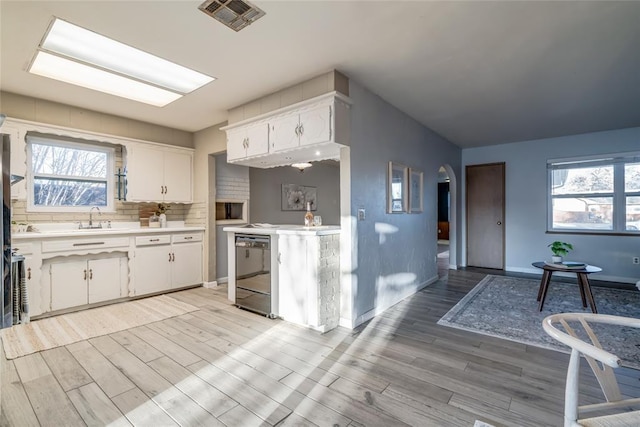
[497,221,502,225]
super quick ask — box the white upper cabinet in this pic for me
[270,104,332,151]
[1,121,27,200]
[126,144,193,203]
[222,92,351,168]
[226,122,269,161]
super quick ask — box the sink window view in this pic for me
[1,2,640,426]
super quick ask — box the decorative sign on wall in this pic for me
[282,184,317,211]
[387,162,408,213]
[409,168,424,213]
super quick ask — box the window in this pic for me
[26,134,114,212]
[548,153,640,233]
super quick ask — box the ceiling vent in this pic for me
[198,0,265,32]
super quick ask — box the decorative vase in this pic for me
[149,213,160,228]
[552,255,563,264]
[159,213,167,228]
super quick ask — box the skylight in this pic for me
[28,18,215,107]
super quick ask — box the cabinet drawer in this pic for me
[13,242,34,255]
[171,233,202,244]
[135,235,171,246]
[42,236,129,253]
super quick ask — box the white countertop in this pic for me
[223,224,340,236]
[13,224,205,240]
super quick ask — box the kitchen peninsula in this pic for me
[224,224,340,332]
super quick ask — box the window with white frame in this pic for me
[26,134,115,212]
[548,153,640,233]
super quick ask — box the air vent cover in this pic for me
[198,0,265,32]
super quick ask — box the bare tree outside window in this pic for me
[28,137,114,210]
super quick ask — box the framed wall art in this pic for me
[409,168,424,213]
[387,162,408,213]
[281,184,317,211]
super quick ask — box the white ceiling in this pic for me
[1,1,639,148]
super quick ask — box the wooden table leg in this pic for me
[538,270,553,311]
[537,270,550,301]
[579,273,598,313]
[576,273,587,308]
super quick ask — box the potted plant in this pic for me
[548,241,573,263]
[155,203,169,228]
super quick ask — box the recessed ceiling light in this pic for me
[28,18,215,106]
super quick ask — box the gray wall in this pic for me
[348,80,462,323]
[249,162,341,225]
[462,126,640,283]
[215,153,250,281]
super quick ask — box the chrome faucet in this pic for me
[80,206,102,229]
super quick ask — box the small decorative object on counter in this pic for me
[156,203,169,228]
[313,216,322,226]
[304,202,314,226]
[149,213,160,228]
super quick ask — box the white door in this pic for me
[88,258,124,304]
[171,242,203,288]
[163,151,192,203]
[51,260,88,311]
[226,127,247,161]
[127,145,165,201]
[134,246,171,296]
[245,122,269,157]
[269,114,300,152]
[299,105,331,147]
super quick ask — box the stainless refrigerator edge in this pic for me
[1,127,12,328]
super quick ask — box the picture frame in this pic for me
[409,168,424,213]
[387,161,408,213]
[281,184,317,211]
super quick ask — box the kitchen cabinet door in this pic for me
[269,114,300,153]
[3,124,27,200]
[277,234,309,326]
[171,242,203,288]
[133,245,171,296]
[226,122,269,161]
[51,260,88,311]
[299,105,331,147]
[163,150,192,203]
[127,145,165,201]
[245,122,269,158]
[24,256,45,316]
[88,257,126,304]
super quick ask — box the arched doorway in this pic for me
[437,165,457,277]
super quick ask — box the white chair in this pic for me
[542,313,640,427]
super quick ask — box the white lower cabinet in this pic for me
[171,241,203,289]
[134,241,172,296]
[134,232,203,296]
[50,256,127,311]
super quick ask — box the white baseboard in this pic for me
[448,264,458,270]
[203,281,218,288]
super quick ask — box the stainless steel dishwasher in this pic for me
[235,234,273,317]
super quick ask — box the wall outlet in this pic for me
[633,257,640,265]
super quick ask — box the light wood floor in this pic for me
[2,269,639,427]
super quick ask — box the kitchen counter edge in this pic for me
[223,225,340,236]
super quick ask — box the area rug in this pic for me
[438,275,640,369]
[1,295,198,359]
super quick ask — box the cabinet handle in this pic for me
[161,186,164,194]
[299,123,304,136]
[294,124,300,137]
[168,253,172,262]
[164,186,168,194]
[150,238,160,242]
[172,253,175,262]
[184,236,193,240]
[89,269,93,280]
[73,242,105,246]
[84,269,87,280]
[27,267,31,280]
